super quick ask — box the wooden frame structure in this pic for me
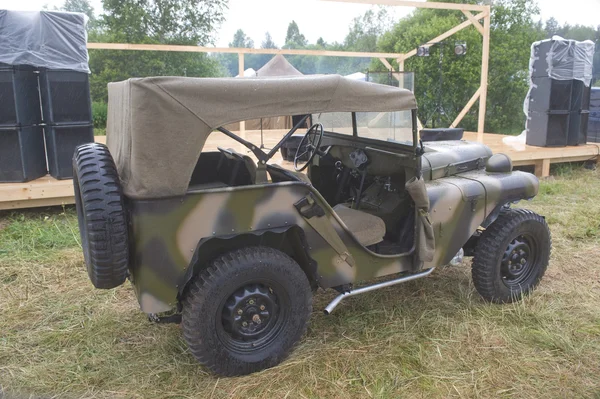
[87,0,492,137]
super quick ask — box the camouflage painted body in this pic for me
[128,140,538,314]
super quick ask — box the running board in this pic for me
[323,268,435,315]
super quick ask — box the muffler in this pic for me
[323,268,435,315]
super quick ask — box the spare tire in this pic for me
[73,143,129,289]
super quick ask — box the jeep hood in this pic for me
[422,140,494,180]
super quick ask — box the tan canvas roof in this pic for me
[106,74,417,199]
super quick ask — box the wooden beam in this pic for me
[379,57,394,71]
[462,10,484,35]
[321,0,488,12]
[239,53,245,135]
[477,11,491,139]
[450,86,482,128]
[403,10,488,61]
[87,42,403,59]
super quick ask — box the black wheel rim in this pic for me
[500,233,537,287]
[217,280,289,353]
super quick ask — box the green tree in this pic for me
[230,29,254,48]
[378,0,544,133]
[261,32,278,49]
[88,0,227,102]
[284,21,308,49]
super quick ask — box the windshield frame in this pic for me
[317,109,418,151]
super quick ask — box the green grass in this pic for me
[1,167,600,398]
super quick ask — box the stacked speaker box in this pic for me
[589,88,600,143]
[0,64,47,182]
[526,39,592,147]
[39,68,94,179]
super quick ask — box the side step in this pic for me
[323,268,435,315]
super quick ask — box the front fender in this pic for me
[425,170,538,267]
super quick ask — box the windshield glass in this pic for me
[355,111,413,145]
[313,111,413,146]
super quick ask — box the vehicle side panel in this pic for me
[128,182,413,313]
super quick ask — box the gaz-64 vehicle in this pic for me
[73,75,551,376]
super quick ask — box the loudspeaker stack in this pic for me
[525,38,594,147]
[0,10,92,182]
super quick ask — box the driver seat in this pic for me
[333,204,386,247]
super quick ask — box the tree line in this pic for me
[59,0,599,134]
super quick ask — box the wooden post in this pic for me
[238,53,245,137]
[397,57,404,72]
[477,9,491,142]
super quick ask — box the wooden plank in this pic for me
[542,158,551,177]
[450,86,481,128]
[533,160,543,178]
[321,0,488,12]
[0,197,75,211]
[239,53,246,136]
[0,176,75,202]
[461,10,484,35]
[87,42,403,59]
[477,11,491,136]
[379,57,394,71]
[403,11,488,61]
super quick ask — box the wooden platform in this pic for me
[1,131,599,211]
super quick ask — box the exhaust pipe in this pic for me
[323,268,435,315]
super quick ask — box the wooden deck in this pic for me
[1,131,599,211]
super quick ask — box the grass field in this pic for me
[1,165,599,398]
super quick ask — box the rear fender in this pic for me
[177,225,318,302]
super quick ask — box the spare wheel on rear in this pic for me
[73,143,129,289]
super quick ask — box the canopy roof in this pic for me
[257,54,303,77]
[106,74,417,199]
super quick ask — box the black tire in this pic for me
[472,208,551,303]
[73,143,129,289]
[182,246,313,376]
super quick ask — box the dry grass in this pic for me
[1,165,600,398]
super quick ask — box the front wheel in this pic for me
[472,209,551,303]
[182,247,313,376]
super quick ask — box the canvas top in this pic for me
[106,74,417,199]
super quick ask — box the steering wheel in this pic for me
[294,123,324,171]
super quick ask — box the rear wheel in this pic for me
[182,246,312,376]
[472,209,551,303]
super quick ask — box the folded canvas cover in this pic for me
[106,74,417,199]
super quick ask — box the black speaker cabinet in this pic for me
[44,123,94,179]
[0,66,42,126]
[39,69,92,125]
[530,40,575,79]
[527,110,587,147]
[528,77,576,113]
[0,125,47,182]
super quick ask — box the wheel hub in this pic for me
[501,235,535,285]
[221,284,279,341]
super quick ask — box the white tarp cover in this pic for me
[0,10,89,73]
[107,74,417,199]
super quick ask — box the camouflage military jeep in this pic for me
[73,75,551,376]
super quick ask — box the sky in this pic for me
[1,0,599,47]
